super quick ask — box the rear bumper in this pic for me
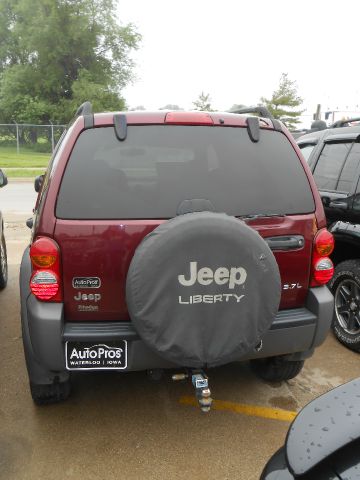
[21,286,334,376]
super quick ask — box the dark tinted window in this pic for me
[56,126,315,219]
[313,142,352,190]
[337,143,360,192]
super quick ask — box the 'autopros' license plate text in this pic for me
[65,342,127,370]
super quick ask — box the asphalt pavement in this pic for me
[1,183,360,480]
[0,180,37,216]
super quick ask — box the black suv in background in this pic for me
[298,124,360,351]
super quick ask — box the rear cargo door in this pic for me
[54,125,316,321]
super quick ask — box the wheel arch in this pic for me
[330,228,360,266]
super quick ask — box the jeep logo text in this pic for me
[74,292,101,302]
[178,261,247,289]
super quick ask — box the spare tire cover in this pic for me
[126,212,281,368]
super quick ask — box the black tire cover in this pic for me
[126,212,281,367]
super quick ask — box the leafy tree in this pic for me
[193,92,213,111]
[260,73,304,129]
[0,0,141,124]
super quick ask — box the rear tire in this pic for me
[328,259,360,352]
[0,233,8,289]
[251,356,304,382]
[30,379,71,405]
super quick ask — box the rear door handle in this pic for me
[328,200,348,210]
[265,235,304,251]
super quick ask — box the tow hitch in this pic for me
[172,370,213,413]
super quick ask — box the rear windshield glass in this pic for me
[56,126,315,219]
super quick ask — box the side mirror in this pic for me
[0,169,8,188]
[34,174,44,193]
[26,217,34,229]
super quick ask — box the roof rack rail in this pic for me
[230,106,274,120]
[75,101,92,117]
[330,117,360,128]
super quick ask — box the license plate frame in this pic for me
[65,340,128,371]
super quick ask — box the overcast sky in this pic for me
[117,0,360,126]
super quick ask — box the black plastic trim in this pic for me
[83,114,94,129]
[64,322,139,341]
[63,308,316,342]
[270,308,316,329]
[231,106,274,119]
[114,114,127,141]
[246,116,260,142]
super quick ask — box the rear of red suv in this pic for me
[20,106,334,406]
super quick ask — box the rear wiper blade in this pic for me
[240,213,286,220]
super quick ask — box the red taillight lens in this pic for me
[30,271,59,300]
[314,229,334,256]
[31,237,58,267]
[311,229,334,286]
[30,237,62,302]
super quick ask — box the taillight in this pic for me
[314,229,334,256]
[311,229,334,286]
[30,237,62,301]
[30,271,59,300]
[165,111,214,125]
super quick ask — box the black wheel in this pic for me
[0,233,8,289]
[30,380,71,405]
[251,356,304,382]
[329,259,360,352]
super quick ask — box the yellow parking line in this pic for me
[179,396,297,422]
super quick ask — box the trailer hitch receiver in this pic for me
[192,371,213,413]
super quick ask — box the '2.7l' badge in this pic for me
[72,277,101,289]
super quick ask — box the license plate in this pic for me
[65,340,127,370]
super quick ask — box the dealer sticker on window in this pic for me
[65,341,127,370]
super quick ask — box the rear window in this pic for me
[56,126,315,219]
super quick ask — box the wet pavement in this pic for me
[0,180,37,216]
[1,203,360,480]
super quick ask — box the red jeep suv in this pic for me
[20,104,334,406]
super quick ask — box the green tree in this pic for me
[260,73,304,129]
[0,0,141,124]
[193,92,213,111]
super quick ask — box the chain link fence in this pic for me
[0,123,66,154]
